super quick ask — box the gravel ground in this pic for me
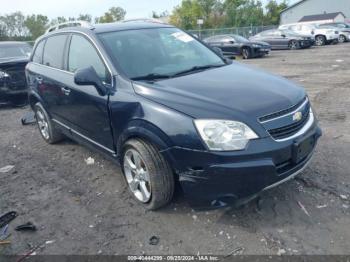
[0,43,349,256]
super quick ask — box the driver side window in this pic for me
[68,34,111,84]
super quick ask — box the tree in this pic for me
[152,10,169,19]
[77,14,92,23]
[169,0,203,30]
[197,0,216,27]
[0,12,28,38]
[264,0,288,25]
[24,14,49,39]
[50,16,67,26]
[96,7,126,23]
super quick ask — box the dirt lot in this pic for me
[1,43,350,256]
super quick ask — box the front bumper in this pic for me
[162,121,322,209]
[252,47,270,57]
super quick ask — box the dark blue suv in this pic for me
[26,20,322,210]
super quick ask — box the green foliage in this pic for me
[96,7,126,23]
[24,15,49,39]
[170,0,289,29]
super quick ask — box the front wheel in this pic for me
[122,139,174,210]
[315,35,326,46]
[339,35,346,43]
[242,47,251,59]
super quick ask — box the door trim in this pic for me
[52,118,115,154]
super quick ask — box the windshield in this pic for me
[232,35,249,43]
[98,27,225,80]
[0,44,32,59]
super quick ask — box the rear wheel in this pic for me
[34,102,64,144]
[242,47,251,59]
[315,35,326,46]
[122,139,174,210]
[288,40,299,50]
[339,34,346,43]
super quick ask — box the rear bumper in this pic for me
[162,122,322,209]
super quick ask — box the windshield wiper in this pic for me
[172,64,225,77]
[131,73,171,81]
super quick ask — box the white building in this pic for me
[280,0,350,25]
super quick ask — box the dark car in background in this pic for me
[250,29,314,50]
[319,23,350,43]
[204,34,271,59]
[0,41,32,106]
[26,21,321,210]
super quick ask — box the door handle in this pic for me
[61,86,71,96]
[36,76,43,84]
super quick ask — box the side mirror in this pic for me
[281,34,286,38]
[74,66,108,96]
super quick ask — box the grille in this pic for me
[267,103,310,140]
[259,97,307,122]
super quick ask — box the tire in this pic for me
[315,35,326,46]
[34,102,64,144]
[288,40,299,50]
[242,47,251,59]
[339,35,346,43]
[121,138,174,210]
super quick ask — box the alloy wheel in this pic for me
[123,148,151,203]
[315,36,325,46]
[289,40,298,50]
[36,110,50,140]
[339,35,346,43]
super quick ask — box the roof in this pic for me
[281,0,307,14]
[299,12,345,22]
[93,21,173,34]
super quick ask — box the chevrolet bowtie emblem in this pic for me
[293,111,303,122]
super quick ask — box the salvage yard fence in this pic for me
[188,25,278,39]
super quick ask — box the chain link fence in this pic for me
[188,25,278,39]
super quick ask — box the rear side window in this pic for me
[43,34,67,69]
[32,40,45,63]
[68,34,110,83]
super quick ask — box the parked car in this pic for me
[249,29,314,50]
[279,23,339,46]
[318,23,350,43]
[203,34,271,59]
[26,21,321,210]
[0,41,32,106]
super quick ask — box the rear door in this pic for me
[59,33,114,152]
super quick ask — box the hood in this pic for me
[249,41,271,47]
[0,56,29,65]
[132,63,305,122]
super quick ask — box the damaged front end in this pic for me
[161,124,321,210]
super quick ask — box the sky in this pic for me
[0,0,298,19]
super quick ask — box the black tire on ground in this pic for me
[288,40,300,50]
[242,47,251,59]
[34,102,64,144]
[122,138,175,210]
[339,35,346,43]
[315,35,326,46]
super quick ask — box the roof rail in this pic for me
[121,18,168,24]
[46,20,94,34]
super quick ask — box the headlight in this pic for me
[0,70,9,79]
[252,44,261,48]
[194,119,258,151]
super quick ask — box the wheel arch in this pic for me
[117,119,173,156]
